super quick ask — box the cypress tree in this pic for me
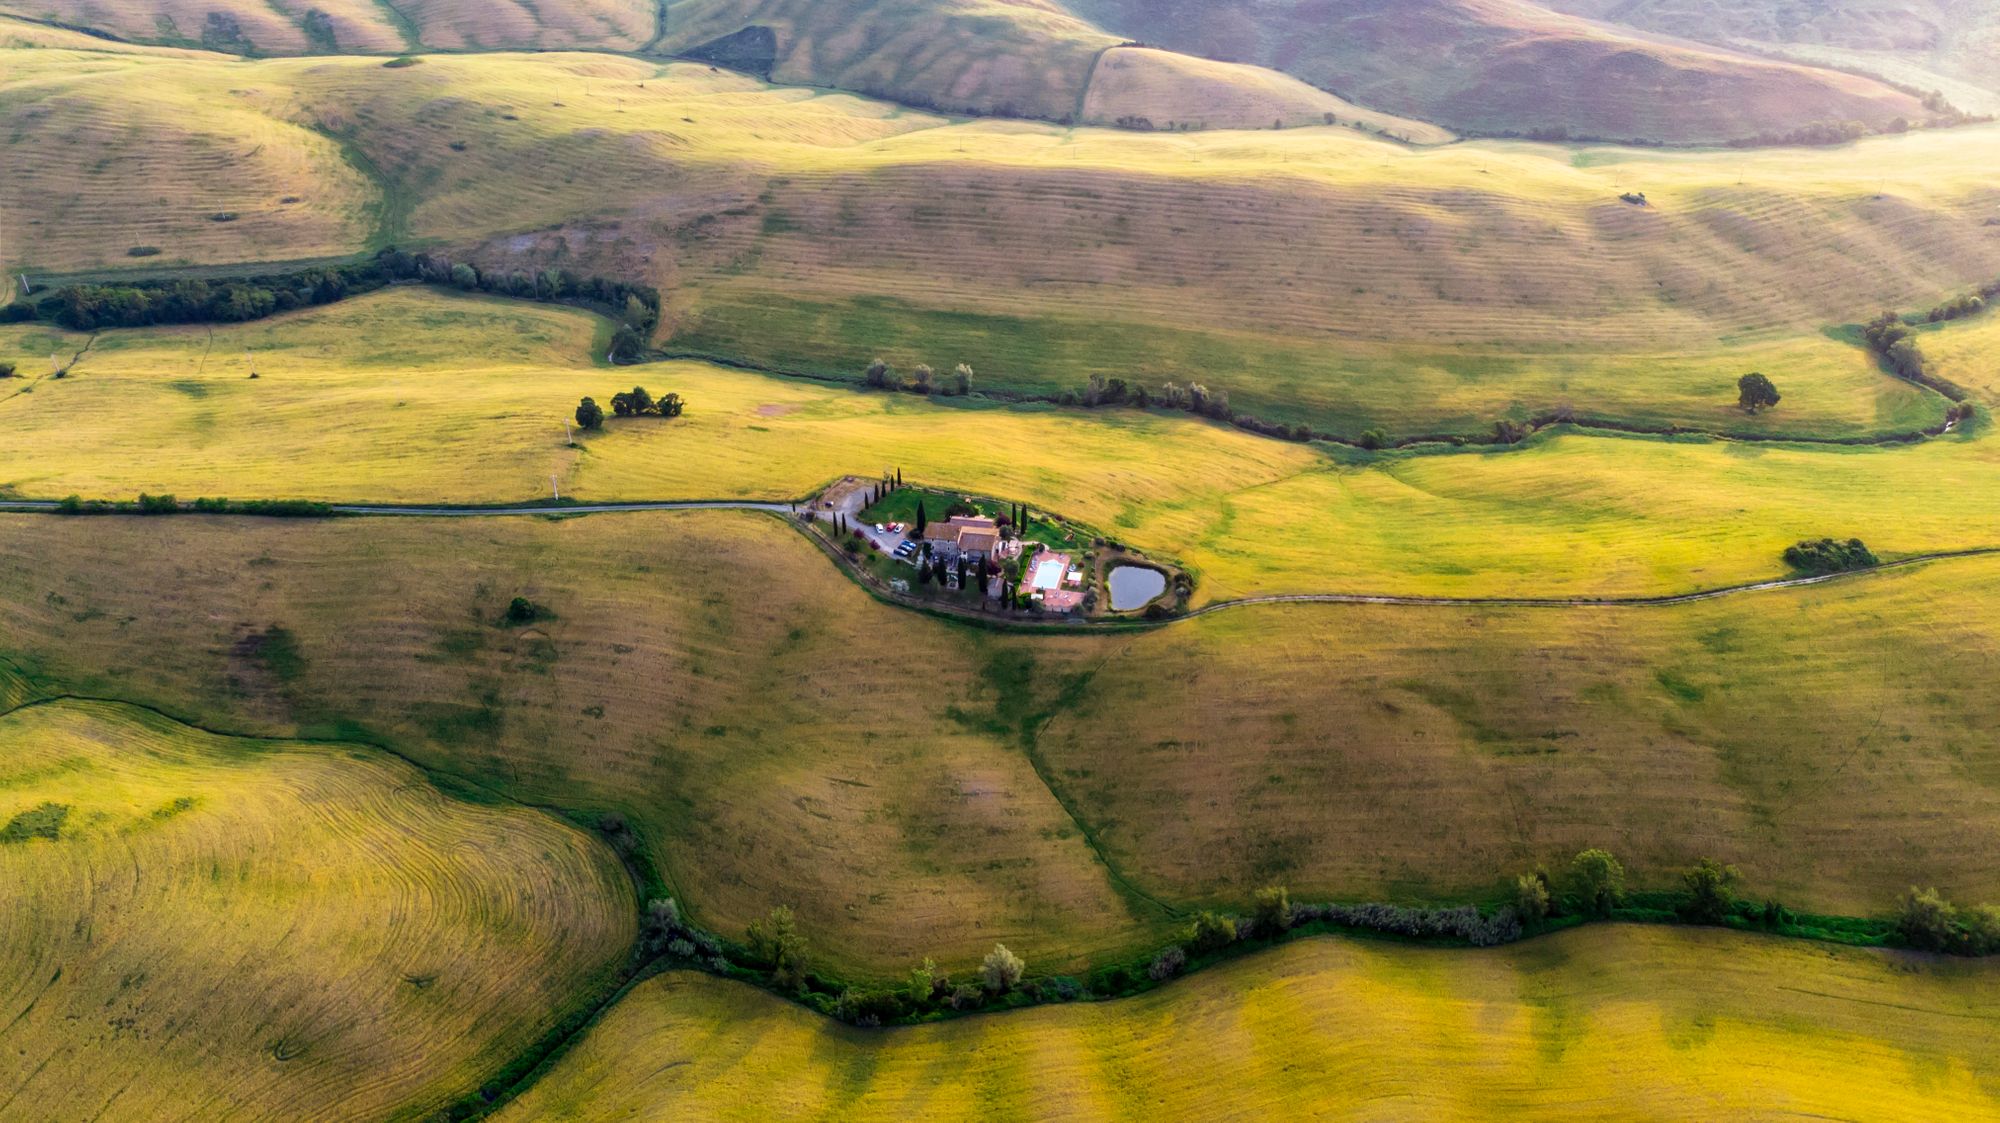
[915,500,928,537]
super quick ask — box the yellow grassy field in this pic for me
[7,289,2000,603]
[9,511,2000,977]
[0,697,634,1119]
[504,926,2000,1121]
[1078,46,1455,142]
[0,47,379,276]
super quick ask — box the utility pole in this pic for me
[551,475,560,501]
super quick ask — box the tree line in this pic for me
[18,248,662,355]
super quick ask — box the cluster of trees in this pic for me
[1863,311,1940,389]
[1899,887,2000,955]
[1927,293,1987,323]
[39,263,387,330]
[1153,380,1230,419]
[862,359,975,396]
[575,386,682,431]
[1727,119,1871,148]
[1737,371,1781,412]
[28,248,663,344]
[1783,537,1877,575]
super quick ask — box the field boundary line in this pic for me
[4,499,1998,619]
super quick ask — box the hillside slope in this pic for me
[504,930,2000,1119]
[1078,45,1454,140]
[0,698,632,1120]
[1547,0,2000,112]
[9,51,2000,437]
[1067,0,1935,142]
[655,0,1118,119]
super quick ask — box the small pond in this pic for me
[1107,565,1167,611]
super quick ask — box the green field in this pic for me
[0,696,633,1119]
[504,926,2000,1120]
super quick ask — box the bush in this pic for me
[1899,886,1959,951]
[981,944,1025,993]
[505,597,540,624]
[0,361,14,378]
[1182,911,1237,954]
[1253,885,1292,934]
[1147,946,1186,981]
[136,492,178,514]
[1291,901,1522,947]
[1571,848,1625,916]
[1514,872,1551,922]
[1783,538,1877,575]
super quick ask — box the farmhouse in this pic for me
[923,515,1002,562]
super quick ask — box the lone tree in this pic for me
[1571,848,1625,916]
[1737,372,1781,413]
[981,943,1025,992]
[575,396,605,431]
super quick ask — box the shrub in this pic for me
[126,246,161,257]
[981,944,1025,992]
[1253,885,1292,934]
[136,492,179,514]
[864,358,891,388]
[505,597,540,624]
[907,958,940,1003]
[1571,848,1625,916]
[1679,858,1740,924]
[1514,872,1551,922]
[1292,902,1522,946]
[1147,945,1186,981]
[1182,911,1237,954]
[1900,886,1959,951]
[0,361,14,378]
[1783,538,1877,575]
[946,983,982,1010]
[383,55,420,67]
[1965,905,2000,955]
